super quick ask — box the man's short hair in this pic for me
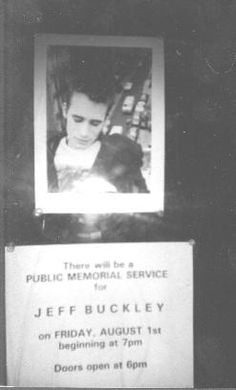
[63,59,116,112]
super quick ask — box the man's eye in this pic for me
[73,116,83,123]
[90,121,101,127]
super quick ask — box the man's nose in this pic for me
[77,121,90,137]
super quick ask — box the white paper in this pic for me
[5,242,193,387]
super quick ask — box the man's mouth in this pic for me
[74,137,91,146]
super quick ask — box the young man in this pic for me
[47,69,148,193]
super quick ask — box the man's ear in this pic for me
[62,102,68,119]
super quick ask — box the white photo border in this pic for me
[34,33,165,214]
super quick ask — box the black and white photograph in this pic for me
[34,34,165,213]
[2,0,236,389]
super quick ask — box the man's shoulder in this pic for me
[95,134,147,192]
[101,134,142,157]
[48,133,66,155]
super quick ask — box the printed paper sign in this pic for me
[5,242,193,387]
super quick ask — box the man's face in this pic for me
[63,92,108,150]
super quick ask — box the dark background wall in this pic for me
[2,0,236,387]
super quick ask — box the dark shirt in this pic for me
[48,133,148,193]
